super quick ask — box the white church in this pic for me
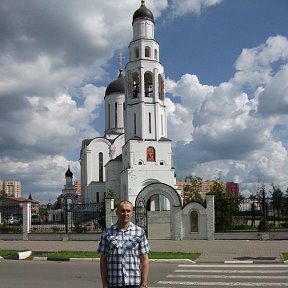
[80,1,181,211]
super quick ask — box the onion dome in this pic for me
[133,0,154,24]
[65,165,73,177]
[105,69,125,97]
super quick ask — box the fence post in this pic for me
[206,193,215,240]
[105,197,114,228]
[22,202,31,240]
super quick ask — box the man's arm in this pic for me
[140,254,149,287]
[100,255,109,288]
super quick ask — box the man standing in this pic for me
[98,200,150,288]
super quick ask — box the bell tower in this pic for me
[124,0,166,142]
[121,1,176,204]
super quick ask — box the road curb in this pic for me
[70,258,99,262]
[31,257,194,263]
[150,258,196,263]
[224,260,254,264]
[4,251,32,260]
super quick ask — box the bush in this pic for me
[72,219,86,233]
[233,224,252,230]
[0,223,9,233]
[51,226,60,233]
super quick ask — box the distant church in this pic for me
[80,1,181,209]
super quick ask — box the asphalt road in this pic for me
[1,260,288,288]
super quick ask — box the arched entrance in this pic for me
[135,183,182,240]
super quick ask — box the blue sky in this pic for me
[0,0,288,202]
[158,0,288,85]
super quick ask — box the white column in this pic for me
[206,193,215,240]
[171,206,182,240]
[22,202,31,240]
[105,197,115,228]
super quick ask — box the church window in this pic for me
[146,146,155,162]
[122,102,125,125]
[160,161,164,165]
[108,104,111,129]
[145,46,151,57]
[96,192,99,203]
[132,72,140,98]
[135,47,140,58]
[190,210,199,232]
[115,103,117,128]
[154,48,158,61]
[158,74,164,100]
[149,113,151,134]
[144,72,153,97]
[99,152,103,182]
[161,114,164,136]
[134,113,137,135]
[138,161,143,165]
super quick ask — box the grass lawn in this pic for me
[1,249,287,262]
[282,252,288,261]
[0,250,25,257]
[0,250,200,261]
[35,251,200,261]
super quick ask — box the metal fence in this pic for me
[215,196,288,232]
[0,204,23,233]
[1,203,103,234]
[31,203,103,233]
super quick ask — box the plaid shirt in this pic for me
[97,222,150,287]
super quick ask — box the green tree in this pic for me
[52,195,62,210]
[212,178,233,232]
[0,186,7,198]
[284,188,288,222]
[98,189,118,231]
[183,175,205,205]
[39,207,48,223]
[271,184,283,221]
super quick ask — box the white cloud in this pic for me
[169,35,288,194]
[169,0,222,16]
[258,65,288,115]
[0,0,171,202]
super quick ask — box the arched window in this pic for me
[190,210,199,232]
[108,104,111,129]
[161,114,164,136]
[158,74,164,100]
[132,72,140,98]
[115,103,117,128]
[135,47,140,58]
[154,49,158,61]
[145,46,151,57]
[134,113,137,135]
[99,152,103,182]
[144,72,153,97]
[146,146,155,162]
[149,112,151,134]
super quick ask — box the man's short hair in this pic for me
[116,200,134,210]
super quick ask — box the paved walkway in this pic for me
[1,239,288,263]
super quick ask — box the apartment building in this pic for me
[0,180,21,197]
[177,180,239,204]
